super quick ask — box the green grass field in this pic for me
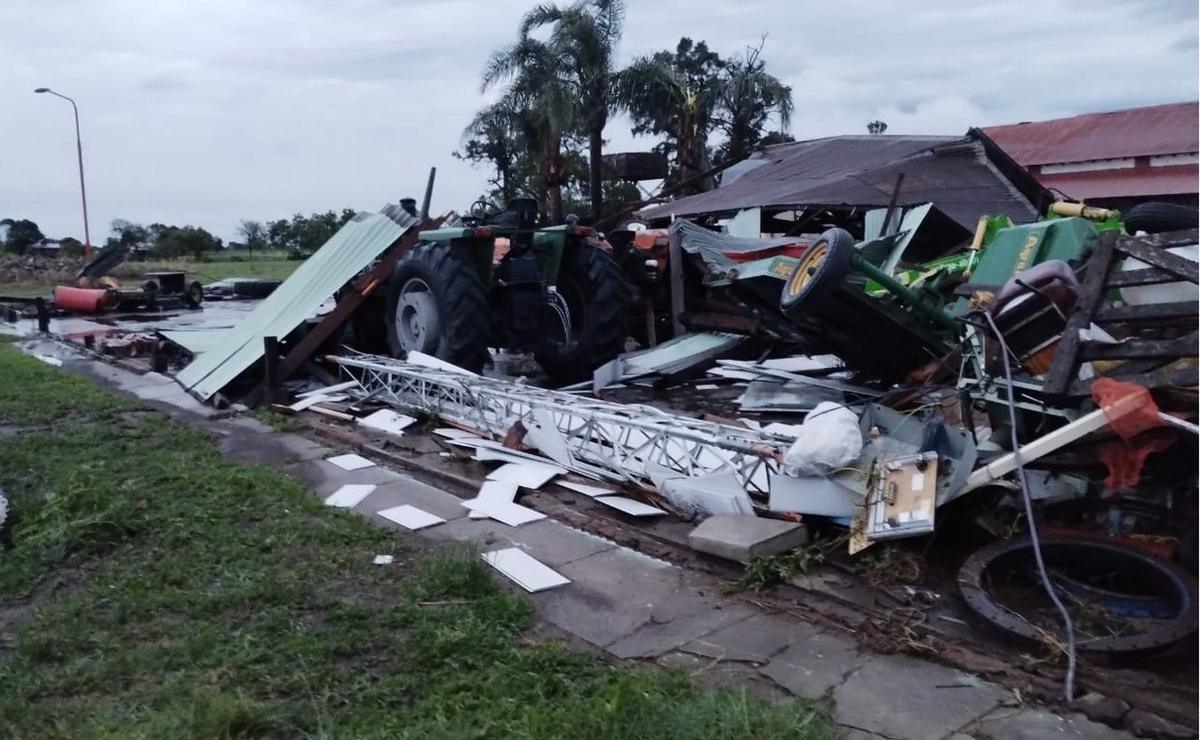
[0,254,301,298]
[0,344,834,739]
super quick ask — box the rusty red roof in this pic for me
[984,102,1199,166]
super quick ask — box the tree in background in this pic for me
[58,237,85,258]
[867,120,888,135]
[520,0,627,220]
[107,219,149,251]
[267,218,292,251]
[237,220,268,254]
[0,218,45,255]
[712,41,793,164]
[481,23,578,222]
[457,98,533,209]
[154,226,223,259]
[616,38,727,194]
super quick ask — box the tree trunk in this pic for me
[678,108,700,195]
[589,126,604,222]
[544,135,565,224]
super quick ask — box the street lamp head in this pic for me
[34,87,49,93]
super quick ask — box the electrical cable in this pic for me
[980,309,1077,701]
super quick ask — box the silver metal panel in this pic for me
[177,210,415,399]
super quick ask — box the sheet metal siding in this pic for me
[177,212,413,399]
[984,102,1199,165]
[641,135,1039,228]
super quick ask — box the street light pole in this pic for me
[35,87,92,259]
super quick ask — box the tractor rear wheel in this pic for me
[386,242,489,372]
[535,244,630,382]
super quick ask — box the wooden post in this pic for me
[263,336,280,404]
[667,229,686,337]
[35,297,49,333]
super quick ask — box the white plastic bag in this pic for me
[781,402,863,476]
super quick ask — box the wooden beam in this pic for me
[1096,301,1198,323]
[1115,230,1199,282]
[667,229,686,337]
[1043,230,1116,397]
[1078,333,1198,360]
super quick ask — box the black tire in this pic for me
[781,227,855,314]
[385,242,489,372]
[535,245,630,382]
[1124,202,1199,234]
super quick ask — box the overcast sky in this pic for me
[4,0,1196,243]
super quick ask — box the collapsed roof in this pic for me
[639,130,1051,231]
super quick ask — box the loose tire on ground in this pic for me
[1124,202,1199,234]
[385,242,489,372]
[535,244,631,382]
[781,227,855,314]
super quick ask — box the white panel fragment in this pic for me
[483,547,569,592]
[297,381,358,397]
[486,462,560,490]
[593,496,667,517]
[433,428,480,440]
[557,480,617,498]
[289,393,346,411]
[326,453,376,471]
[377,504,445,530]
[461,497,545,527]
[34,355,64,367]
[357,409,417,435]
[373,554,394,565]
[324,483,377,508]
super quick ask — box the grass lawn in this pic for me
[0,343,834,739]
[0,255,301,298]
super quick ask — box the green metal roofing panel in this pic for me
[159,329,228,355]
[177,210,415,399]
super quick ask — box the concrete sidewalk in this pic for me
[34,337,1145,740]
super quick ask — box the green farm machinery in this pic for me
[380,198,630,380]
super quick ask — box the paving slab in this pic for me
[605,599,755,659]
[218,416,277,435]
[759,630,864,699]
[216,431,334,467]
[657,651,791,701]
[422,516,615,567]
[687,514,808,563]
[360,478,471,523]
[831,654,1006,739]
[530,547,692,648]
[682,612,816,663]
[282,458,405,495]
[972,707,1132,739]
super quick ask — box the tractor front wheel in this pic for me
[535,244,631,382]
[385,242,490,372]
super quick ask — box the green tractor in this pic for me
[383,198,630,380]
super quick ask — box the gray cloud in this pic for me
[4,0,1196,242]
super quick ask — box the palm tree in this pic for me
[481,37,576,222]
[518,0,626,221]
[615,50,725,194]
[715,44,793,163]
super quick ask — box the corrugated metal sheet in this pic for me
[639,134,1043,229]
[160,329,228,355]
[177,209,415,399]
[1038,166,1199,201]
[984,102,1199,165]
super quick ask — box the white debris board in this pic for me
[377,504,445,530]
[557,480,617,498]
[483,548,569,592]
[325,483,376,508]
[461,497,545,527]
[326,453,375,471]
[357,409,417,435]
[486,462,560,490]
[468,480,519,520]
[593,495,667,517]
